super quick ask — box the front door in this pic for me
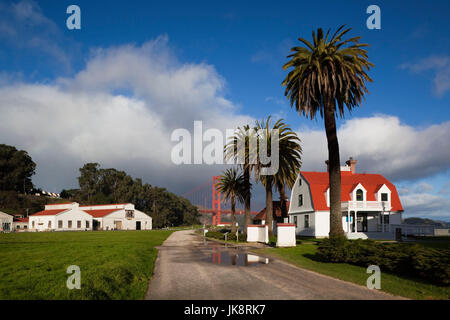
[362,214,368,232]
[136,221,141,230]
[114,220,122,230]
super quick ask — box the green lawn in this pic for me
[255,241,450,300]
[0,230,173,299]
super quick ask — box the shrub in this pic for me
[317,239,450,286]
[205,230,246,241]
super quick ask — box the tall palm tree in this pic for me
[274,131,302,219]
[254,117,302,236]
[224,125,257,234]
[282,26,373,238]
[216,168,246,233]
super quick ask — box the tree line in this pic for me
[0,144,199,227]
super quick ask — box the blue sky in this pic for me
[0,0,449,220]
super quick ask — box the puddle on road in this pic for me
[204,250,269,266]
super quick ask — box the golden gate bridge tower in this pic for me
[182,175,261,226]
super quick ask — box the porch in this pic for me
[343,210,399,240]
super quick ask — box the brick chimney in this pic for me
[345,157,357,174]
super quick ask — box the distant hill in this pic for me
[404,217,449,228]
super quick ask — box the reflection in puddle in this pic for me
[205,250,269,266]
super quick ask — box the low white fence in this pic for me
[247,225,268,244]
[388,224,435,236]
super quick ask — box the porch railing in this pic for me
[342,201,391,211]
[379,224,435,236]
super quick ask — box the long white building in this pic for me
[29,202,152,232]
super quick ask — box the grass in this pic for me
[255,240,450,300]
[0,230,173,299]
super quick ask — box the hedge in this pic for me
[317,238,450,286]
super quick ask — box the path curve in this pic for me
[145,230,403,300]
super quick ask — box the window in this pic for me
[356,189,364,201]
[383,215,389,225]
[293,216,298,227]
[77,220,81,228]
[48,221,51,228]
[304,215,310,228]
[381,193,388,201]
[126,210,135,218]
[24,225,27,229]
[86,221,90,228]
[68,220,72,228]
[298,194,303,206]
[32,221,35,228]
[16,225,20,229]
[299,179,302,186]
[58,220,62,228]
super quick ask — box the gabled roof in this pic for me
[14,217,29,222]
[301,171,403,212]
[254,201,290,221]
[31,209,68,216]
[83,209,122,218]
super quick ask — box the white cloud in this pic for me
[0,38,253,193]
[401,55,450,97]
[400,192,450,220]
[298,115,450,181]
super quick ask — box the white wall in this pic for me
[93,209,152,230]
[247,225,268,243]
[276,224,296,247]
[30,208,93,231]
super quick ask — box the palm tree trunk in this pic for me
[231,196,237,233]
[324,102,345,238]
[265,177,274,236]
[243,166,251,234]
[279,183,288,220]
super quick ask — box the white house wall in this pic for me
[95,209,152,230]
[30,209,93,231]
[289,174,315,214]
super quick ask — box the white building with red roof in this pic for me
[288,158,404,239]
[28,202,152,232]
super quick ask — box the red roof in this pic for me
[79,203,129,208]
[13,217,29,222]
[254,201,290,221]
[301,171,403,211]
[31,209,68,216]
[83,209,121,218]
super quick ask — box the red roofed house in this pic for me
[288,158,404,239]
[12,217,29,231]
[29,202,152,232]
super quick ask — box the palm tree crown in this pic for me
[282,25,373,118]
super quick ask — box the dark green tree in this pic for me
[0,144,36,193]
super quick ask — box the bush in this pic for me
[317,238,450,286]
[205,230,246,241]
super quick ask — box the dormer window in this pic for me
[381,193,388,201]
[356,189,364,201]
